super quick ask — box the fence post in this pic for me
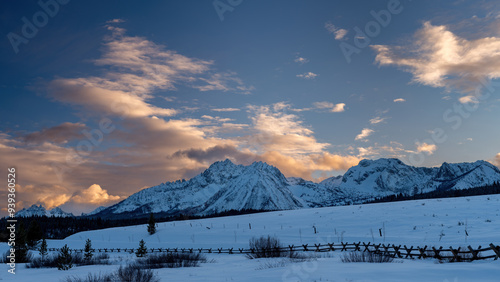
[314,244,321,252]
[354,242,361,251]
[489,243,500,260]
[328,243,335,251]
[362,242,371,252]
[467,246,478,260]
[418,245,427,259]
[341,242,348,251]
[392,245,402,258]
[432,247,442,260]
[449,246,459,262]
[404,245,413,259]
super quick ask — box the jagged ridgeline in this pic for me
[91,158,500,219]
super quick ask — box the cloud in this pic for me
[194,72,254,94]
[23,122,87,144]
[40,193,72,210]
[211,108,240,112]
[49,79,179,118]
[106,19,125,24]
[313,101,346,113]
[71,184,121,205]
[357,141,416,159]
[369,117,387,124]
[247,103,329,155]
[325,22,348,40]
[171,144,254,165]
[296,72,318,79]
[393,98,406,103]
[458,95,479,104]
[313,102,333,109]
[331,103,346,113]
[201,115,233,123]
[309,152,360,171]
[355,128,374,142]
[259,151,360,180]
[47,24,252,119]
[373,21,500,94]
[0,135,76,211]
[294,57,309,64]
[416,142,437,155]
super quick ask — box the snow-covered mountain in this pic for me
[98,160,305,218]
[92,158,500,218]
[81,206,107,216]
[16,204,74,217]
[287,177,351,207]
[324,158,500,198]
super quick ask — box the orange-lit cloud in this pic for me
[71,184,120,205]
[373,21,500,94]
[47,24,252,119]
[416,142,437,155]
[355,128,374,142]
[23,122,87,144]
[259,151,359,180]
[313,101,346,113]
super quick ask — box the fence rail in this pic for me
[47,242,500,262]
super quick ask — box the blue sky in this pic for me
[1,0,499,214]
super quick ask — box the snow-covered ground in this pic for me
[2,195,500,281]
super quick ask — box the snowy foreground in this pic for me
[2,195,500,281]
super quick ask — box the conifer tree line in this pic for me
[367,181,500,204]
[0,209,268,242]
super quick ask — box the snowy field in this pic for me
[2,194,500,281]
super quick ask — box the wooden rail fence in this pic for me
[47,241,500,262]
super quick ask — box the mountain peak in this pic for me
[97,158,500,219]
[206,158,236,170]
[16,204,73,218]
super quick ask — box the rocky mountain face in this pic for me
[16,204,74,218]
[98,160,305,218]
[87,158,500,218]
[322,159,500,197]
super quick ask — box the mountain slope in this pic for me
[16,205,74,218]
[200,162,303,214]
[327,158,500,198]
[99,160,306,218]
[93,158,500,219]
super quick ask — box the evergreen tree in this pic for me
[57,244,73,270]
[39,237,48,263]
[84,238,93,261]
[26,220,43,248]
[15,222,30,263]
[147,213,156,235]
[135,239,147,257]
